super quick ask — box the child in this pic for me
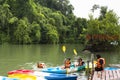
[37,62,46,68]
[61,58,71,69]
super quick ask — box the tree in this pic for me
[86,8,120,51]
[41,24,59,44]
[35,0,74,16]
[14,17,31,44]
[71,18,88,43]
[91,4,100,13]
[30,21,41,43]
[0,3,13,43]
[47,29,59,44]
[99,6,108,20]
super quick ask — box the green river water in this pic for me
[0,44,120,79]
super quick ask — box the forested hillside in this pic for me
[0,0,77,44]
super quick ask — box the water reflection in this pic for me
[0,44,120,79]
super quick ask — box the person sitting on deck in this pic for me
[77,58,85,66]
[95,54,105,71]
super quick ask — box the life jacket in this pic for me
[96,58,105,68]
[64,60,71,68]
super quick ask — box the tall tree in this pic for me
[35,0,74,16]
[14,17,31,44]
[86,8,120,51]
[0,3,13,42]
[91,4,99,13]
[71,18,88,43]
[99,6,108,20]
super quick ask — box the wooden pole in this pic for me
[87,60,90,80]
[91,53,94,80]
[91,53,94,71]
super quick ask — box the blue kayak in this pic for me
[104,67,120,70]
[34,71,77,80]
[0,76,19,80]
[42,65,85,74]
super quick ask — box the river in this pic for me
[0,44,120,79]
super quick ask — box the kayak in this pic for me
[8,69,36,80]
[8,70,77,80]
[8,72,77,80]
[8,69,77,80]
[8,73,37,80]
[109,64,120,68]
[8,69,34,75]
[42,64,85,74]
[104,67,120,70]
[0,76,19,80]
[33,71,77,80]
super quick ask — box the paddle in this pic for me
[62,45,66,58]
[73,49,78,66]
[62,45,66,53]
[73,49,77,56]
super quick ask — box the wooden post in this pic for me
[91,53,94,71]
[87,60,90,80]
[91,53,94,80]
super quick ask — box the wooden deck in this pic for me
[92,70,120,80]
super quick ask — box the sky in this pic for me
[69,0,120,19]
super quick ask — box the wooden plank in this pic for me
[105,70,110,80]
[92,71,98,80]
[101,71,105,80]
[109,70,114,80]
[92,70,120,80]
[97,71,102,80]
[92,71,101,80]
[119,69,120,74]
[113,70,118,79]
[116,70,120,79]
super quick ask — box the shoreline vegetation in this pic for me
[0,0,120,51]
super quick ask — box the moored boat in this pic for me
[0,76,19,80]
[41,64,85,74]
[33,71,77,80]
[104,67,120,70]
[8,69,77,80]
[8,69,34,75]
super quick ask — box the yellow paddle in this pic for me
[62,45,66,53]
[62,45,66,58]
[73,49,77,56]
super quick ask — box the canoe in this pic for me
[33,71,77,80]
[42,64,85,74]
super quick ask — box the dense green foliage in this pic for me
[0,0,76,44]
[85,6,120,51]
[0,0,120,49]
